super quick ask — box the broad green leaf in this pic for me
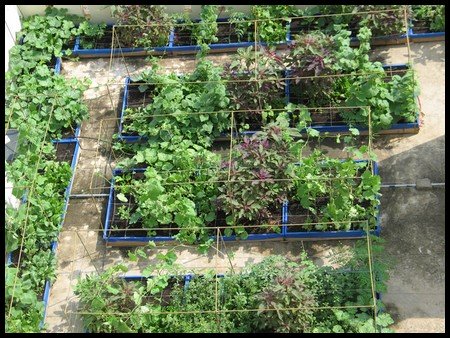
[117,193,128,202]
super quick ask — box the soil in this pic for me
[57,125,78,140]
[79,30,117,50]
[121,81,155,136]
[208,205,283,237]
[127,82,155,108]
[173,22,255,46]
[54,142,75,165]
[109,172,181,238]
[411,20,432,34]
[289,18,318,36]
[159,278,185,306]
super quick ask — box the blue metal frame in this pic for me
[283,160,381,239]
[286,63,419,134]
[409,26,445,42]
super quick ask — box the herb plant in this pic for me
[110,5,173,48]
[123,59,230,148]
[217,114,297,238]
[76,241,394,333]
[412,5,445,32]
[223,46,285,131]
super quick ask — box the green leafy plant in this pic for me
[299,5,408,37]
[223,46,285,130]
[6,64,90,140]
[217,114,298,238]
[112,139,221,244]
[412,5,445,32]
[5,8,93,332]
[250,5,297,44]
[76,241,394,333]
[193,5,220,45]
[110,5,173,48]
[123,59,230,148]
[77,21,107,49]
[228,11,254,42]
[289,148,380,231]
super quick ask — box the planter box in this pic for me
[117,77,150,143]
[409,23,445,42]
[287,17,408,47]
[283,160,381,239]
[72,18,292,58]
[84,272,381,333]
[71,26,172,58]
[104,168,285,246]
[5,139,79,328]
[104,160,379,245]
[286,63,419,135]
[118,73,288,143]
[169,18,256,55]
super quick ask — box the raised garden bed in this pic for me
[288,17,408,47]
[286,64,419,135]
[118,77,154,143]
[104,160,380,246]
[103,168,285,246]
[77,253,390,333]
[170,18,256,54]
[284,160,381,239]
[409,5,445,42]
[5,139,79,328]
[72,26,172,58]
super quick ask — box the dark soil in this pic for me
[127,81,155,108]
[79,30,116,50]
[173,22,255,46]
[289,18,319,36]
[120,81,155,136]
[109,172,179,238]
[208,205,283,237]
[57,125,78,140]
[411,20,432,34]
[55,142,75,165]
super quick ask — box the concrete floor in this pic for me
[44,40,445,333]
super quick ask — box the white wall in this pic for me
[5,5,22,72]
[17,5,310,24]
